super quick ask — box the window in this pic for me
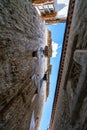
[48,4,54,9]
[38,5,43,10]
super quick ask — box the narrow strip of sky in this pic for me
[39,23,66,130]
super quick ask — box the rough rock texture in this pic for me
[53,0,87,130]
[0,0,45,130]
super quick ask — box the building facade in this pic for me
[33,0,66,24]
[0,0,52,130]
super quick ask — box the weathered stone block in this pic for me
[0,0,45,130]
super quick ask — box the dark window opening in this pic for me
[32,51,37,57]
[43,74,48,80]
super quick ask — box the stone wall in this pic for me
[0,0,45,130]
[52,0,87,130]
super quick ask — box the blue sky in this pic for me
[39,23,66,130]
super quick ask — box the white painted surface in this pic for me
[54,0,70,18]
[30,111,35,130]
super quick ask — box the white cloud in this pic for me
[52,51,58,58]
[52,41,61,58]
[52,42,58,51]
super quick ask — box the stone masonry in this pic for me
[0,0,46,130]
